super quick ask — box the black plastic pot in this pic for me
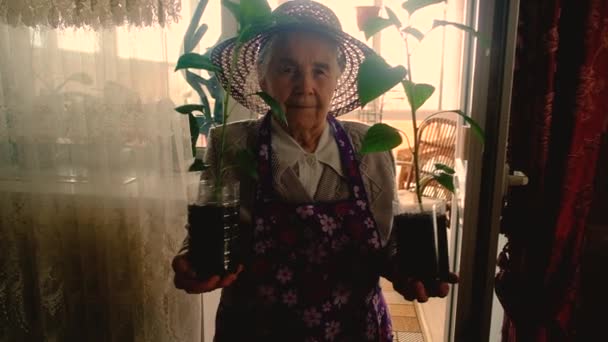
[187,180,240,279]
[394,207,450,282]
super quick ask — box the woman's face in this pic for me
[259,31,341,131]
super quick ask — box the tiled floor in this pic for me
[380,277,426,341]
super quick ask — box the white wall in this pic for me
[488,234,507,342]
[202,290,221,342]
[417,298,448,342]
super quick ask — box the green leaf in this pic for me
[360,123,402,154]
[184,0,209,52]
[184,71,213,124]
[402,0,444,16]
[423,109,485,144]
[175,104,205,114]
[194,115,207,128]
[362,17,393,40]
[402,26,424,41]
[358,55,407,106]
[199,119,213,136]
[433,20,476,34]
[222,0,243,26]
[236,148,258,180]
[188,113,200,157]
[237,21,273,43]
[190,24,209,51]
[175,104,213,125]
[185,70,206,100]
[456,111,485,144]
[385,7,402,28]
[175,53,220,72]
[433,172,455,193]
[434,163,455,175]
[186,71,211,100]
[432,20,479,40]
[432,20,489,46]
[254,92,287,126]
[225,0,272,30]
[240,0,272,26]
[402,80,435,112]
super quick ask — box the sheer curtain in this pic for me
[0,1,211,341]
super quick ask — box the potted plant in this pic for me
[173,0,286,279]
[356,0,485,282]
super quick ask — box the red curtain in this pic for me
[495,0,608,341]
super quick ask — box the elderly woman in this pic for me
[173,1,454,341]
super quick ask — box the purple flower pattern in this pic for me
[366,321,377,340]
[332,287,351,307]
[353,185,361,199]
[305,244,328,264]
[319,214,337,236]
[331,234,350,251]
[303,308,322,327]
[254,241,267,255]
[368,231,380,248]
[255,218,267,232]
[282,290,298,307]
[324,321,341,340]
[356,199,367,210]
[258,285,276,304]
[276,266,293,284]
[296,205,315,219]
[259,144,269,160]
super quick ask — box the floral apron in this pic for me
[215,113,393,341]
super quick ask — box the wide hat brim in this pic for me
[210,0,376,117]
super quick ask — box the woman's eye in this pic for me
[314,69,327,76]
[281,66,294,73]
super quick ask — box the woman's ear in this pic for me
[257,63,267,91]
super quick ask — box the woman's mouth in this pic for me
[287,104,315,109]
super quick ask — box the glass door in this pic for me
[448,0,520,341]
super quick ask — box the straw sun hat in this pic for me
[210,0,377,117]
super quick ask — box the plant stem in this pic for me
[403,31,424,210]
[214,60,234,201]
[214,42,243,201]
[216,84,230,201]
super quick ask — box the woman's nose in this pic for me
[293,72,315,95]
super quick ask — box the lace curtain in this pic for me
[0,3,208,340]
[0,0,182,28]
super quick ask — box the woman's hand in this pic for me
[391,272,459,303]
[172,254,243,294]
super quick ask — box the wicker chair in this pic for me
[395,117,457,201]
[357,94,385,124]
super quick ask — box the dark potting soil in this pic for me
[394,213,450,282]
[187,203,240,279]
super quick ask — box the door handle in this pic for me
[507,171,528,187]
[502,164,528,196]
